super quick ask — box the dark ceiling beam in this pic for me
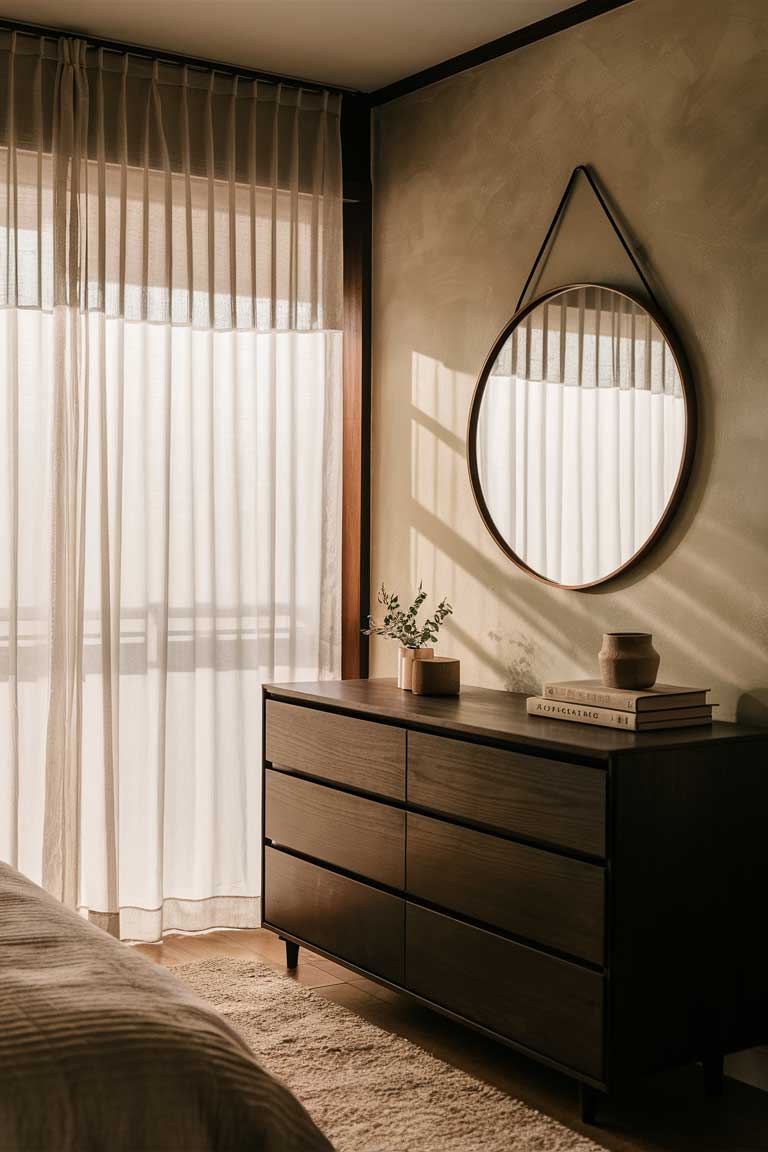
[369,0,636,106]
[2,2,639,104]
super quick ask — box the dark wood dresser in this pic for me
[261,678,768,1122]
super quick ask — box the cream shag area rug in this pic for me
[174,957,601,1152]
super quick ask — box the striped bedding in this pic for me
[0,861,332,1151]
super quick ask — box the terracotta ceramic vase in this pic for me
[397,646,433,691]
[598,632,660,690]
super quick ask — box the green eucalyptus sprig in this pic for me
[362,582,453,649]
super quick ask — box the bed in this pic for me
[0,861,332,1151]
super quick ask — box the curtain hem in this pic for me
[84,895,262,943]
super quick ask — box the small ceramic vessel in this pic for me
[411,656,460,696]
[397,646,434,690]
[598,632,660,689]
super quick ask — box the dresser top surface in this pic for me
[264,679,766,762]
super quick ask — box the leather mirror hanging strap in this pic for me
[516,164,662,314]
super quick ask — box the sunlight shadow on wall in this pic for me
[407,350,598,683]
[400,351,768,720]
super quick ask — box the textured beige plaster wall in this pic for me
[370,0,768,721]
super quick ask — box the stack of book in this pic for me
[527,680,714,731]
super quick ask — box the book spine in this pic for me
[543,684,639,710]
[528,696,639,730]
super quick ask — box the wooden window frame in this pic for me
[340,96,372,680]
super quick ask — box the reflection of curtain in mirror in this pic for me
[0,33,342,940]
[478,289,685,585]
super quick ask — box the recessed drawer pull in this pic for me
[406,903,603,1079]
[265,770,404,888]
[407,813,605,964]
[264,849,404,985]
[408,731,606,857]
[266,700,406,800]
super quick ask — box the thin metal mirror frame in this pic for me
[467,283,697,591]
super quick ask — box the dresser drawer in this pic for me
[406,904,603,1078]
[407,813,604,964]
[266,769,405,889]
[408,732,606,857]
[265,848,404,983]
[266,700,405,801]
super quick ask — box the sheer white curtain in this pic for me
[478,287,685,585]
[0,33,342,940]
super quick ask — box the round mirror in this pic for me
[468,284,695,589]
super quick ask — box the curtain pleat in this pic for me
[0,30,342,329]
[0,30,342,940]
[495,286,682,396]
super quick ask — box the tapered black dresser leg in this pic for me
[281,938,299,969]
[579,1084,598,1125]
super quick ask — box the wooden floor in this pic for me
[134,929,768,1152]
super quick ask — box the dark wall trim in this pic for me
[340,96,372,679]
[0,16,357,94]
[370,0,636,106]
